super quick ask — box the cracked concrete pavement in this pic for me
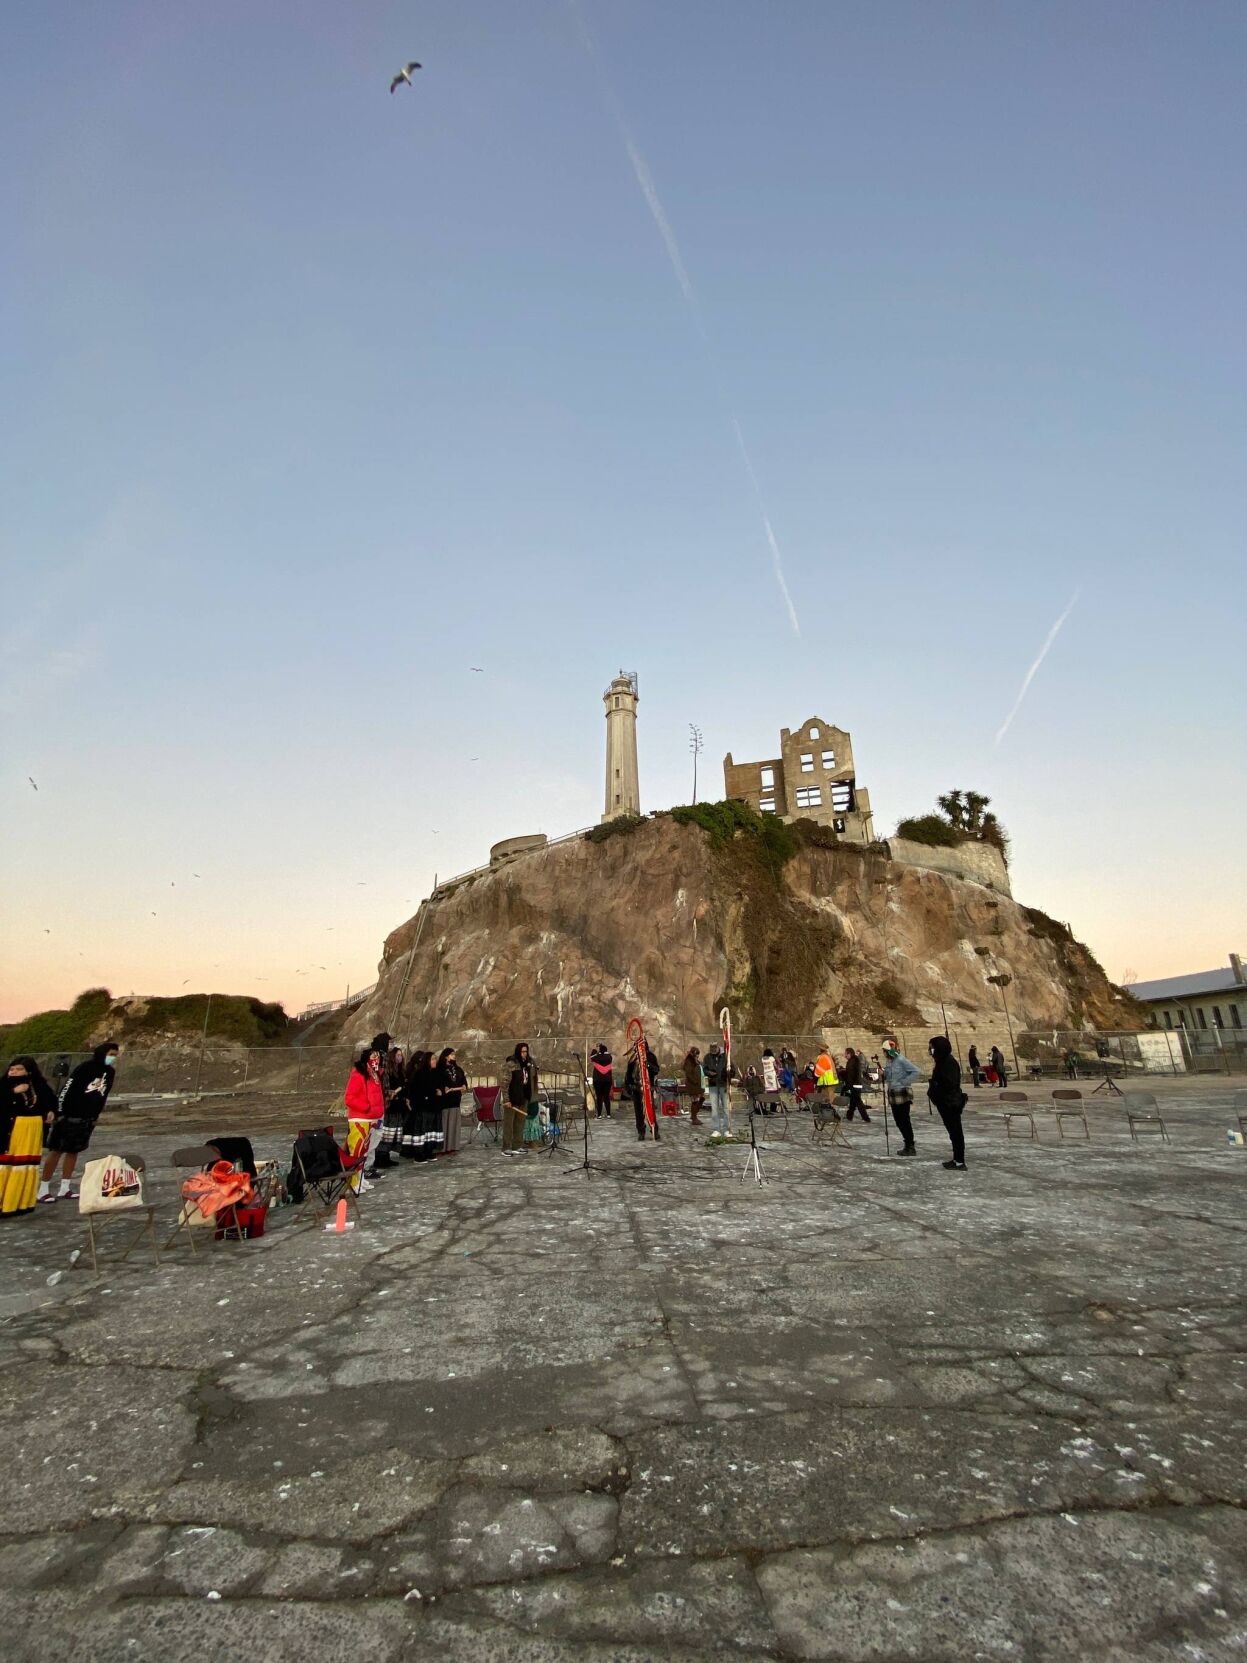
[1,1077,1244,1660]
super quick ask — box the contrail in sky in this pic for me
[568,0,800,634]
[994,589,1081,746]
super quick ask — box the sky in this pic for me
[2,0,1244,1026]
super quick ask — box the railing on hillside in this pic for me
[430,825,595,899]
[298,983,376,1021]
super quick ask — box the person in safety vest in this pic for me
[814,1050,840,1119]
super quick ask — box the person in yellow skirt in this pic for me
[1,1056,56,1218]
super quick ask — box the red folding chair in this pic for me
[470,1086,501,1143]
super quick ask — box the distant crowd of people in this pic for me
[0,1026,1014,1222]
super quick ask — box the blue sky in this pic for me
[2,0,1243,1021]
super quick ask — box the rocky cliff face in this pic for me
[348,816,1136,1054]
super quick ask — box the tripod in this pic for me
[739,1109,767,1185]
[559,1054,600,1179]
[1091,1061,1124,1097]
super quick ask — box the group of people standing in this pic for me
[342,1032,470,1188]
[1,1044,121,1217]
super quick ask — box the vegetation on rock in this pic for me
[0,988,113,1054]
[895,789,1011,859]
[0,989,289,1055]
[585,813,646,844]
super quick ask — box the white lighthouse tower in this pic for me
[602,672,640,822]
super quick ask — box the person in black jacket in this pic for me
[400,1050,443,1162]
[589,1044,614,1117]
[434,1046,468,1156]
[2,1056,57,1217]
[39,1041,119,1203]
[502,1043,537,1154]
[624,1043,661,1142]
[967,1045,982,1088]
[927,1035,967,1170]
[842,1047,871,1122]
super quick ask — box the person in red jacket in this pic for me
[343,1048,386,1190]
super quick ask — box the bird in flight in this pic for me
[43,928,51,934]
[470,667,483,673]
[390,61,422,94]
[28,777,38,791]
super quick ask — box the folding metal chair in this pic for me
[163,1145,234,1254]
[999,1090,1037,1141]
[80,1154,159,1276]
[1124,1090,1169,1143]
[468,1086,501,1143]
[811,1092,851,1147]
[293,1129,364,1226]
[1051,1088,1089,1140]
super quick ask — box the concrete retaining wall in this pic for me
[886,836,1011,895]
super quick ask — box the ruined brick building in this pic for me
[723,717,875,845]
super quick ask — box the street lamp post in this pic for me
[689,724,703,804]
[194,992,214,1099]
[986,973,1019,1080]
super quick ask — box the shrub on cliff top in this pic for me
[894,814,961,849]
[585,813,645,844]
[671,800,798,877]
[0,987,114,1055]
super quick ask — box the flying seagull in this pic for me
[470,667,483,673]
[390,61,422,94]
[28,777,38,791]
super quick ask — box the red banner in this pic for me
[626,1017,656,1131]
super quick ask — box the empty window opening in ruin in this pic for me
[809,725,820,738]
[821,749,836,769]
[1212,1006,1224,1028]
[1197,1009,1208,1029]
[830,783,853,811]
[833,817,846,833]
[799,753,814,773]
[795,786,822,809]
[760,765,775,790]
[1231,1004,1242,1028]
[759,798,777,814]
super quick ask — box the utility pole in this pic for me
[689,723,703,804]
[194,992,214,1099]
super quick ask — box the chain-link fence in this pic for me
[24,1019,1239,1104]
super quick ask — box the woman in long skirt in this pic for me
[374,1045,405,1167]
[1,1056,55,1218]
[433,1046,467,1156]
[400,1051,444,1162]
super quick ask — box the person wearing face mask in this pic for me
[39,1041,120,1203]
[343,1047,386,1191]
[2,1056,57,1217]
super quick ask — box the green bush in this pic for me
[585,813,645,844]
[671,800,799,876]
[0,988,113,1057]
[894,814,961,848]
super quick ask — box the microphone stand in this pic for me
[561,1052,598,1180]
[740,1107,767,1186]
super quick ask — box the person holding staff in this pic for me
[503,1043,537,1154]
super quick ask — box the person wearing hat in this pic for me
[881,1041,922,1156]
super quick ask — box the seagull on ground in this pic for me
[390,61,422,94]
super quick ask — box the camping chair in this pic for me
[163,1145,241,1254]
[292,1127,364,1225]
[1124,1091,1169,1143]
[469,1086,501,1143]
[999,1091,1037,1141]
[1051,1088,1090,1140]
[80,1153,159,1277]
[811,1092,851,1148]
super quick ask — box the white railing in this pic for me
[299,982,376,1021]
[430,825,595,897]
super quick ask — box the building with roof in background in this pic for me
[1130,953,1246,1044]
